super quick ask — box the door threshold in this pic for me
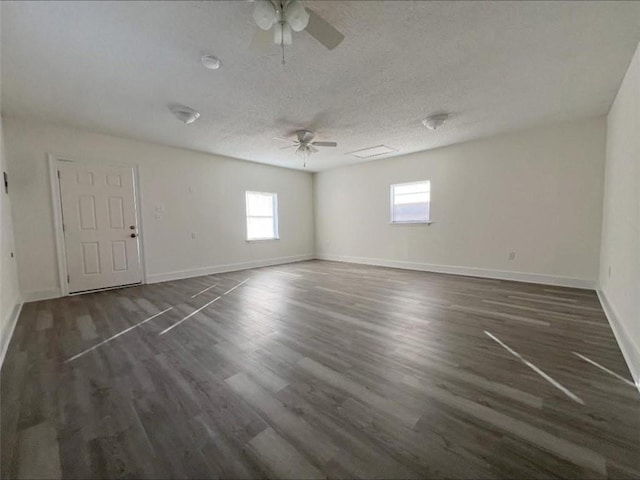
[69,282,142,296]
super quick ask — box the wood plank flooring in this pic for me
[1,260,638,479]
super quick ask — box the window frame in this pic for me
[245,191,279,241]
[389,180,432,225]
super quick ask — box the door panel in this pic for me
[58,161,141,293]
[108,196,125,229]
[111,241,128,271]
[78,195,97,230]
[81,242,101,274]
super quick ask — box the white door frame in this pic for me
[48,153,147,296]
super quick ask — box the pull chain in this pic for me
[279,1,286,66]
[279,19,286,65]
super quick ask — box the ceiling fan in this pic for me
[274,130,337,167]
[251,0,345,63]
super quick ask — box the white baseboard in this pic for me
[315,253,596,289]
[21,255,315,298]
[596,289,640,395]
[146,254,315,284]
[0,301,23,370]
[23,288,62,303]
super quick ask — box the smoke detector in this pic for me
[422,113,449,130]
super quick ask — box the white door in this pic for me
[58,160,142,293]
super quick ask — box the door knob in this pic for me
[130,233,138,238]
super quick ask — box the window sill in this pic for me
[389,221,433,225]
[246,237,280,242]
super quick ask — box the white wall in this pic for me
[3,117,314,300]
[0,115,22,362]
[599,42,640,387]
[315,117,606,287]
[1,0,23,362]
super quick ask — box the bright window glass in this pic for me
[390,181,430,223]
[246,191,278,240]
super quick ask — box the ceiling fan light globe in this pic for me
[285,1,310,32]
[282,22,293,45]
[253,0,277,30]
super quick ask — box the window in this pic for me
[390,181,431,223]
[246,191,279,240]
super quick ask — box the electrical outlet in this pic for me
[508,252,516,261]
[608,266,612,277]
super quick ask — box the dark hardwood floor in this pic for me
[1,260,638,479]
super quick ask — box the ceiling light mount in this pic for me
[170,105,200,125]
[200,55,221,70]
[422,113,449,130]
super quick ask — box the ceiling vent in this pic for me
[348,145,398,159]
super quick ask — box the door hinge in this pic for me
[57,170,61,179]
[62,223,65,232]
[67,274,70,283]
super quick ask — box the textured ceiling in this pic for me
[2,1,639,171]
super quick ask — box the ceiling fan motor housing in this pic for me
[296,129,314,143]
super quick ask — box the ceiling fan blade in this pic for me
[249,28,274,53]
[280,144,298,150]
[310,146,319,153]
[272,136,295,143]
[312,141,337,147]
[305,9,344,50]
